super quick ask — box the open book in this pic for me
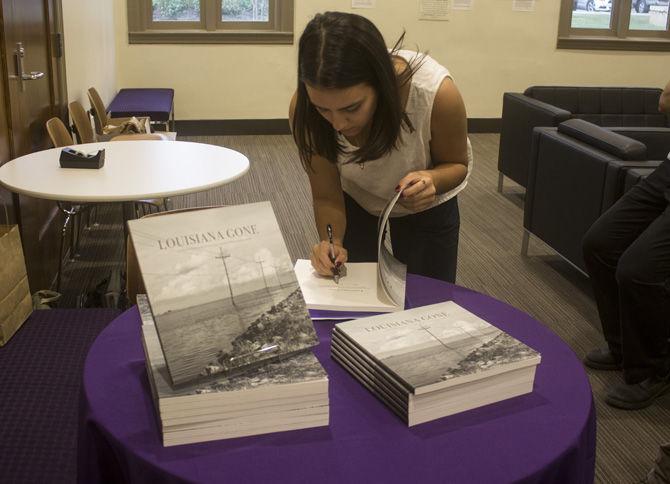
[295,191,407,315]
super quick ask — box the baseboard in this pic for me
[175,119,290,136]
[175,117,502,136]
[467,118,501,133]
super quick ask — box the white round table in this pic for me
[0,140,250,202]
[0,140,249,293]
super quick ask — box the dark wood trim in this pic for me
[175,118,502,136]
[0,0,14,163]
[557,0,669,51]
[128,0,294,44]
[557,36,670,51]
[46,0,67,119]
[468,118,501,133]
[128,30,293,44]
[176,119,291,136]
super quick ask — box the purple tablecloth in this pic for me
[78,276,596,484]
[107,88,174,122]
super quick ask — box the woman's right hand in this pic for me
[310,240,348,277]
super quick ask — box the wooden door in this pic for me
[0,0,67,292]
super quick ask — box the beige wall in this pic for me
[63,0,116,109]
[114,1,669,120]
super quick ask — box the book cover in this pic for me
[335,301,541,395]
[128,202,319,386]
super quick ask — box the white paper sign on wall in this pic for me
[452,0,473,10]
[419,0,450,20]
[352,0,376,8]
[512,0,535,11]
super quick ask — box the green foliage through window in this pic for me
[153,0,200,21]
[222,0,269,21]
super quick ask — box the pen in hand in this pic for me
[326,224,340,284]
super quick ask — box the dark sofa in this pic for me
[498,86,669,191]
[522,119,669,273]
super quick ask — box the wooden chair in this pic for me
[88,87,150,137]
[44,117,92,292]
[68,101,96,144]
[46,117,74,147]
[73,98,165,144]
[125,206,222,306]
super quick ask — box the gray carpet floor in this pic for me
[56,132,669,483]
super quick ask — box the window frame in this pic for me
[128,0,293,44]
[558,0,670,51]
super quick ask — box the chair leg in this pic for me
[497,173,504,193]
[90,205,99,228]
[57,211,72,293]
[74,209,86,254]
[521,230,530,256]
[69,211,77,262]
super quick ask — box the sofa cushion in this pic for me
[524,86,668,127]
[558,119,647,160]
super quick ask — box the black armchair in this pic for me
[522,119,669,273]
[498,86,669,192]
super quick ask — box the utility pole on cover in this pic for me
[216,247,236,306]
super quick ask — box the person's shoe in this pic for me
[605,373,670,410]
[583,347,622,370]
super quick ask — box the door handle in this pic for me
[14,42,45,92]
[22,71,45,81]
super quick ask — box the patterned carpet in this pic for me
[0,309,119,483]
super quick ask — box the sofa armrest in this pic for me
[498,93,571,187]
[524,126,645,271]
[624,166,660,193]
[607,127,670,160]
[558,119,647,160]
[602,159,663,210]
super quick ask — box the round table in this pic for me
[78,276,596,484]
[0,140,249,202]
[0,140,249,292]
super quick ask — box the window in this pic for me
[128,0,294,44]
[558,0,670,51]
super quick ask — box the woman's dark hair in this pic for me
[292,12,421,169]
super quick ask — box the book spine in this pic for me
[332,327,415,394]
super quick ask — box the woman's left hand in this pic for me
[396,170,437,212]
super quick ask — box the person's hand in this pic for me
[310,240,348,277]
[396,170,437,212]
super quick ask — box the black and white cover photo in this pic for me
[337,301,540,393]
[129,202,319,386]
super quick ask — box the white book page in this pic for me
[376,191,406,308]
[294,259,399,312]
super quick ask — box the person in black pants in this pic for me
[582,81,670,410]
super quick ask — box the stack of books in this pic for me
[128,203,329,446]
[139,296,328,446]
[331,301,541,426]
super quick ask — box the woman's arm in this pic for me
[306,153,348,276]
[289,92,348,275]
[398,77,469,212]
[659,79,670,114]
